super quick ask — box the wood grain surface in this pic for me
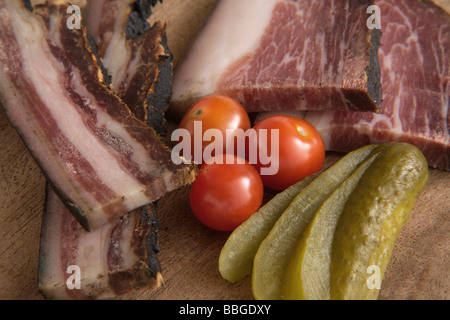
[0,0,449,300]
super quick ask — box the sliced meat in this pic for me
[85,0,172,133]
[304,0,449,171]
[38,0,173,300]
[170,0,382,121]
[0,1,196,231]
[38,188,163,300]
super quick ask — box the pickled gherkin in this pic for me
[281,144,391,300]
[219,142,428,300]
[252,145,377,300]
[330,143,429,300]
[219,173,318,283]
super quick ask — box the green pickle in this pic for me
[252,145,378,300]
[219,173,318,283]
[329,142,429,300]
[281,144,390,300]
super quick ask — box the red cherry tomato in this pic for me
[252,116,325,191]
[179,95,251,164]
[190,154,264,232]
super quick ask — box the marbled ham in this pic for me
[172,0,449,171]
[170,0,382,120]
[305,0,450,171]
[0,1,196,231]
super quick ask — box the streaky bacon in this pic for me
[0,0,196,231]
[85,0,171,133]
[38,188,163,300]
[38,0,174,300]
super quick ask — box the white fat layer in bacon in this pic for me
[101,0,137,91]
[171,0,278,103]
[302,111,333,148]
[38,191,66,297]
[39,190,141,300]
[123,42,145,88]
[75,212,140,284]
[115,215,141,270]
[104,34,132,90]
[70,67,154,180]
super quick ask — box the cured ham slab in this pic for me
[39,188,162,300]
[170,0,382,120]
[304,0,450,171]
[85,0,172,133]
[0,1,196,231]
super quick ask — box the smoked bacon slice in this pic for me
[85,0,172,133]
[39,0,171,299]
[0,1,196,231]
[38,188,163,300]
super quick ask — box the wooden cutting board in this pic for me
[0,0,448,300]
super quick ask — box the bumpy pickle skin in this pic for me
[219,173,318,283]
[330,143,429,300]
[252,145,378,300]
[281,144,392,300]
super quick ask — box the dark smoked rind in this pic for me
[126,0,163,39]
[108,203,163,296]
[147,32,173,134]
[141,202,162,280]
[125,0,173,134]
[86,31,112,87]
[366,28,383,111]
[90,0,173,134]
[22,0,32,12]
